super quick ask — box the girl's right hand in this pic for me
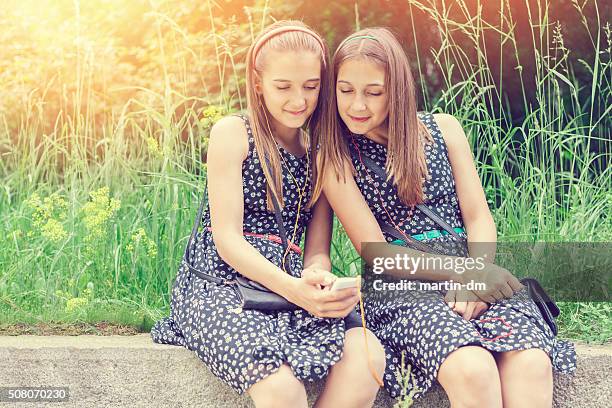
[460,262,524,303]
[445,289,489,320]
[285,269,359,318]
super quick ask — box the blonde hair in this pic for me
[314,27,432,207]
[245,20,329,210]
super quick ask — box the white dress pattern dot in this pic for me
[350,112,577,400]
[151,115,347,394]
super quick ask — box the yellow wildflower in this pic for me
[25,192,68,243]
[146,136,162,158]
[82,187,120,253]
[65,297,88,313]
[127,227,158,258]
[41,219,68,242]
[201,105,226,129]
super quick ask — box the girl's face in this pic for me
[336,58,389,136]
[258,50,321,131]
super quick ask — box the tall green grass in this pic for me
[0,1,609,343]
[408,0,610,241]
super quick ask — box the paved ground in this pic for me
[0,322,140,336]
[0,335,610,407]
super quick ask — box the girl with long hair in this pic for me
[152,21,385,408]
[316,27,576,407]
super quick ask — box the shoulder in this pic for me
[210,115,249,140]
[208,115,250,161]
[320,153,355,187]
[431,113,470,152]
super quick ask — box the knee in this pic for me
[499,349,553,381]
[459,360,498,391]
[340,328,386,379]
[438,347,503,408]
[249,365,306,408]
[442,347,499,391]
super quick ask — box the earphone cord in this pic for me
[278,137,309,271]
[262,110,309,271]
[358,278,385,387]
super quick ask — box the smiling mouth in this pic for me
[286,108,307,116]
[349,115,370,122]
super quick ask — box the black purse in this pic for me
[520,277,560,335]
[184,170,299,312]
[349,141,561,335]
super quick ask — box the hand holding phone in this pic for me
[330,277,360,291]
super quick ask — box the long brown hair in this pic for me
[245,20,329,210]
[314,27,432,207]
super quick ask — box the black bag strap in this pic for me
[415,204,461,240]
[184,169,290,282]
[379,223,443,254]
[264,156,291,271]
[348,141,461,240]
[186,176,208,265]
[184,175,228,284]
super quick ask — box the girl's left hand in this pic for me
[445,289,489,320]
[301,266,336,290]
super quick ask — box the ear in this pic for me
[253,71,263,95]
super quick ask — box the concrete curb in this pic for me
[0,335,609,407]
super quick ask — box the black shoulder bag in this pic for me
[348,142,560,335]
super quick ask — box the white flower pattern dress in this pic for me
[350,112,577,400]
[151,115,347,394]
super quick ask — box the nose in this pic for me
[350,94,367,112]
[288,89,307,109]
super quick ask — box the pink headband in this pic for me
[251,26,326,67]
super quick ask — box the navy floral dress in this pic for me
[151,115,347,394]
[350,112,577,400]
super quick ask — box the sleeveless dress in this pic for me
[350,112,577,400]
[151,115,347,394]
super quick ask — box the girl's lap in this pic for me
[176,280,347,393]
[365,287,555,354]
[177,277,346,353]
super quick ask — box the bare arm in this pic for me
[207,116,295,298]
[434,114,523,302]
[302,192,333,272]
[435,113,497,262]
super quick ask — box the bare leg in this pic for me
[247,364,308,408]
[495,349,553,408]
[314,328,386,408]
[437,346,503,408]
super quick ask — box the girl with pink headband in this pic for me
[152,21,385,408]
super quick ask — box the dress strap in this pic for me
[233,113,255,152]
[418,112,444,144]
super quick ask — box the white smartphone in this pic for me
[330,277,359,291]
